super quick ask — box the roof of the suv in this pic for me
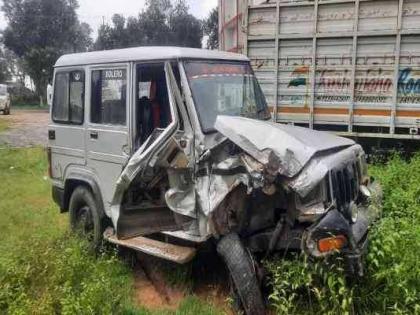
[55,46,249,67]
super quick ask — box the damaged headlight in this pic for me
[295,180,329,222]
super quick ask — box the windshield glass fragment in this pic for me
[184,61,270,132]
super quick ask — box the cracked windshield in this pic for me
[184,61,270,132]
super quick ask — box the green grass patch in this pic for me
[266,154,420,314]
[0,147,223,315]
[12,103,49,110]
[0,148,134,314]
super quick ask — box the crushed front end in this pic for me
[202,116,383,276]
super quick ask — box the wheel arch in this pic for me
[63,173,106,220]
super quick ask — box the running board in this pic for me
[104,228,196,264]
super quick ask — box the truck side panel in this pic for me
[219,0,420,139]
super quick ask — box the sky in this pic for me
[0,0,218,36]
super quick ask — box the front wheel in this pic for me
[3,105,10,115]
[69,186,104,250]
[217,233,266,315]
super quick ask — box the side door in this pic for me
[49,68,86,185]
[86,64,131,215]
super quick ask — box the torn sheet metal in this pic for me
[288,144,364,198]
[111,112,363,240]
[214,116,355,178]
[165,168,197,218]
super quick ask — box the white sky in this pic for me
[0,0,218,36]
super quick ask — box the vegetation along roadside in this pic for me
[0,146,419,314]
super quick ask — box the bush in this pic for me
[266,154,420,314]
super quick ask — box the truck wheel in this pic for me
[217,233,265,315]
[69,186,104,250]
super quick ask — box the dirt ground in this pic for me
[0,109,49,147]
[132,252,233,313]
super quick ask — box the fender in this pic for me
[62,168,106,219]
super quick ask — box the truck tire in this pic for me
[69,186,104,250]
[217,233,265,315]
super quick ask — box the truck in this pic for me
[219,0,420,152]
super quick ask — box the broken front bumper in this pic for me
[302,180,382,256]
[246,181,382,275]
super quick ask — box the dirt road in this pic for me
[0,109,49,147]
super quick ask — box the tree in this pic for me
[94,0,202,50]
[168,0,202,48]
[0,46,13,83]
[1,0,92,104]
[203,7,219,50]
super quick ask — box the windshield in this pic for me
[184,61,270,133]
[0,85,7,96]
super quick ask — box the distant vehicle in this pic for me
[219,0,420,152]
[48,47,381,315]
[0,84,11,115]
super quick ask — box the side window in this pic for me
[91,68,127,125]
[52,70,84,124]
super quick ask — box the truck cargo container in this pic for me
[219,0,420,147]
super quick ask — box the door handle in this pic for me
[48,130,56,140]
[90,131,98,139]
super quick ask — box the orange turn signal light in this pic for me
[318,235,347,253]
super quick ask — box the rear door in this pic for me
[86,64,131,214]
[49,68,86,184]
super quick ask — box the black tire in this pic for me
[69,186,104,250]
[217,233,266,315]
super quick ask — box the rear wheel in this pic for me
[217,233,265,315]
[69,186,104,250]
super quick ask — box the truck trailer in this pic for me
[219,0,420,150]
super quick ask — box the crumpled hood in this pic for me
[214,116,355,178]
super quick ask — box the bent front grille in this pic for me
[329,162,360,213]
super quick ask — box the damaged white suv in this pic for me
[48,47,381,315]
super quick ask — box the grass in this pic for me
[11,103,49,110]
[0,147,223,315]
[266,153,420,314]
[2,145,418,315]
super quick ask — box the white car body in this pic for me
[0,84,11,115]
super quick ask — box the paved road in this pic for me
[0,109,49,147]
